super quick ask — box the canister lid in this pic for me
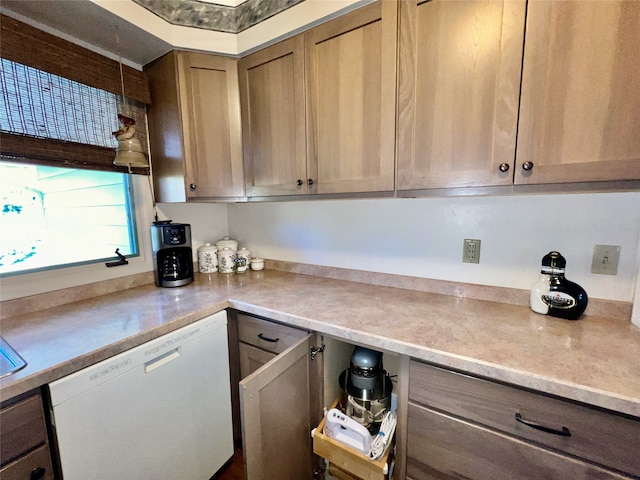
[218,246,235,256]
[197,242,217,252]
[215,236,238,250]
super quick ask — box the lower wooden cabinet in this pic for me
[406,405,631,480]
[233,312,323,480]
[407,361,640,479]
[0,391,54,480]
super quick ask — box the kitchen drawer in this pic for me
[406,403,632,480]
[0,393,47,466]
[312,400,393,480]
[409,361,640,477]
[0,444,54,480]
[237,313,307,355]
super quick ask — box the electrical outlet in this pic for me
[591,245,620,275]
[463,239,481,264]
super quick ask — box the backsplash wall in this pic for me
[227,192,640,303]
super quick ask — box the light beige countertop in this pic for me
[1,269,639,418]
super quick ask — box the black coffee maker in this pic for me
[151,221,194,287]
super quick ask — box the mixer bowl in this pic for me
[338,369,392,433]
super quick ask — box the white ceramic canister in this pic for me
[236,247,251,268]
[197,243,218,273]
[215,236,238,252]
[250,257,264,271]
[217,247,236,274]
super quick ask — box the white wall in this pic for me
[4,191,639,306]
[228,192,640,302]
[156,203,229,256]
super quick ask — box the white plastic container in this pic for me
[197,243,218,273]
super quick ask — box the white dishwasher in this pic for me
[49,311,233,480]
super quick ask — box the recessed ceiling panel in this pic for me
[132,0,306,34]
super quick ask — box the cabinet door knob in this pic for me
[522,161,534,171]
[189,183,197,190]
[498,163,510,173]
[296,179,303,186]
[307,178,314,186]
[30,467,46,480]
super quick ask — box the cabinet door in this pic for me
[305,1,397,194]
[239,342,276,379]
[177,52,245,198]
[397,0,526,191]
[239,36,308,197]
[515,1,640,185]
[240,334,322,480]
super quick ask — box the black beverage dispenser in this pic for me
[151,221,194,287]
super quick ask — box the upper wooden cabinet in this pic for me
[239,1,398,198]
[396,0,526,191]
[306,1,397,195]
[239,36,307,197]
[148,0,639,201]
[515,0,640,185]
[145,51,244,202]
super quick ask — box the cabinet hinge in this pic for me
[310,342,326,361]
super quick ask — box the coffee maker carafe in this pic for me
[151,221,194,287]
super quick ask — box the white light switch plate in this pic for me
[591,245,620,275]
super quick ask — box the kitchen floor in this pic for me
[214,447,244,480]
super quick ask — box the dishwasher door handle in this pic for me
[144,348,181,373]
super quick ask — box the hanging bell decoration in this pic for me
[111,26,149,172]
[112,113,148,170]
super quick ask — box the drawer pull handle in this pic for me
[258,333,279,343]
[515,412,571,437]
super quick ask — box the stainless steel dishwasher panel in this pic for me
[49,311,233,480]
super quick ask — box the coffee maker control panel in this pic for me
[162,225,188,245]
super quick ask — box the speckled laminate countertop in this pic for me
[1,269,639,417]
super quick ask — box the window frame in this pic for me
[0,174,155,301]
[0,162,142,278]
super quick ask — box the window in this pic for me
[0,58,145,276]
[0,162,138,276]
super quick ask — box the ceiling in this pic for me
[0,0,370,68]
[1,1,172,67]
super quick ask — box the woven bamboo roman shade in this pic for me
[0,14,151,174]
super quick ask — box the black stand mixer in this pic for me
[338,346,393,434]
